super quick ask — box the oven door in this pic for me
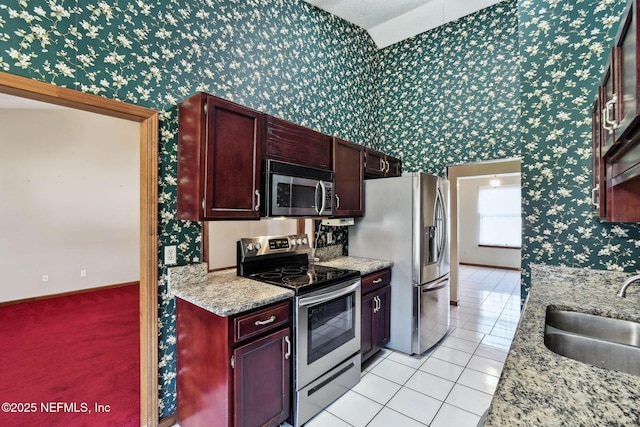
[270,174,333,217]
[295,278,361,389]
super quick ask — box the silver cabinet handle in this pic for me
[284,335,291,359]
[385,160,390,173]
[603,94,617,133]
[254,315,276,326]
[592,187,599,208]
[254,189,261,211]
[374,296,381,313]
[372,278,383,284]
[335,193,340,209]
[380,158,385,172]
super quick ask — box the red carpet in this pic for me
[0,284,140,426]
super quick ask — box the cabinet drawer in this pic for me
[361,268,391,294]
[234,301,290,343]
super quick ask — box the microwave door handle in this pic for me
[315,181,327,215]
[315,181,321,215]
[318,180,327,215]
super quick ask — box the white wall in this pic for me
[208,219,298,270]
[458,174,521,269]
[0,109,139,302]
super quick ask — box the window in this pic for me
[477,185,521,248]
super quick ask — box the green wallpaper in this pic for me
[3,0,640,419]
[518,0,639,298]
[378,1,520,175]
[0,0,378,417]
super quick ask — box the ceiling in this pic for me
[303,0,505,49]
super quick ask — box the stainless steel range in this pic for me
[237,234,361,427]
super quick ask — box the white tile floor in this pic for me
[302,265,522,427]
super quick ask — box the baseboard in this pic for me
[459,262,520,271]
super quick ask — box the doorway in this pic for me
[447,159,522,305]
[0,72,159,427]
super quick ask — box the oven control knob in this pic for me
[290,239,297,246]
[246,243,254,252]
[255,242,262,250]
[302,237,308,245]
[297,238,302,245]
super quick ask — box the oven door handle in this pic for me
[298,281,360,307]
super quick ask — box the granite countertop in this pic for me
[484,264,640,426]
[167,253,392,317]
[315,256,393,276]
[168,263,294,317]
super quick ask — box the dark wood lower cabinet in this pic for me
[361,269,391,363]
[177,298,291,427]
[234,328,291,427]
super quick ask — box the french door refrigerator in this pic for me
[349,173,450,355]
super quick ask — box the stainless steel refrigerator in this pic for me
[349,173,450,355]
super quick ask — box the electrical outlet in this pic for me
[80,269,87,277]
[42,275,49,282]
[327,231,333,244]
[165,245,177,265]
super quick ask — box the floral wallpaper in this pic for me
[518,0,640,299]
[377,0,640,302]
[0,0,378,417]
[378,1,520,175]
[3,0,640,420]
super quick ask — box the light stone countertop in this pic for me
[315,256,393,276]
[484,264,640,426]
[167,255,392,317]
[168,263,294,317]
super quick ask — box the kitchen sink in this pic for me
[544,307,640,376]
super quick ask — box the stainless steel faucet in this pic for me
[618,274,640,297]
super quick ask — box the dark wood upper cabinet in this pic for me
[364,148,402,179]
[592,0,640,222]
[614,1,640,144]
[263,115,332,170]
[592,87,607,219]
[601,51,619,157]
[332,137,364,217]
[178,93,263,220]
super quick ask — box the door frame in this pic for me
[0,71,159,427]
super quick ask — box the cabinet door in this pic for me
[385,155,402,177]
[361,291,375,362]
[178,93,262,220]
[602,52,619,157]
[364,148,386,178]
[233,328,291,427]
[333,137,364,217]
[204,96,263,219]
[615,0,640,142]
[373,286,391,350]
[592,88,606,218]
[264,115,331,169]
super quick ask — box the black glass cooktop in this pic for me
[247,263,359,294]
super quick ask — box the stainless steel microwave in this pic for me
[264,160,334,217]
